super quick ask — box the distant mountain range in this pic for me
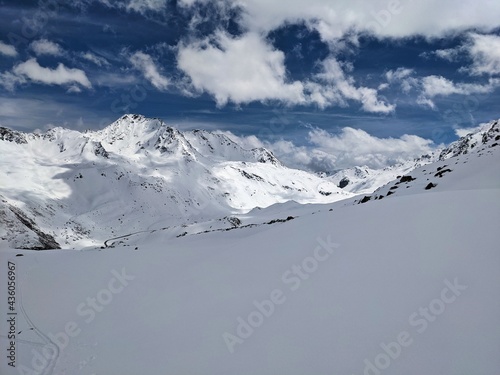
[0,114,350,249]
[0,115,498,250]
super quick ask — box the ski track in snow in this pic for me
[18,278,60,375]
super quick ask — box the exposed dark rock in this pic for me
[359,196,371,204]
[434,168,452,178]
[338,177,350,189]
[226,216,242,227]
[0,127,27,144]
[399,175,416,183]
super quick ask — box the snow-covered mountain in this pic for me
[326,152,436,194]
[1,118,498,375]
[346,118,500,205]
[0,114,350,249]
[327,119,500,195]
[1,116,498,250]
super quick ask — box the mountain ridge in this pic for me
[0,114,350,249]
[1,116,498,250]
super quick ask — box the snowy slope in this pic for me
[327,119,500,196]
[0,119,498,375]
[348,119,500,205]
[327,152,437,194]
[0,114,350,249]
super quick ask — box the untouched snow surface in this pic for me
[0,121,499,374]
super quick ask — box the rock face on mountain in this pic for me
[0,114,349,249]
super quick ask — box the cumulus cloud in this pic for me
[304,127,435,170]
[432,48,460,62]
[414,75,500,109]
[222,126,436,171]
[385,68,414,82]
[466,33,500,76]
[379,67,500,108]
[425,33,500,77]
[180,0,500,41]
[30,39,64,56]
[384,68,417,93]
[177,32,305,106]
[129,51,169,91]
[12,59,92,89]
[177,33,392,112]
[421,75,499,97]
[307,58,395,113]
[0,41,17,57]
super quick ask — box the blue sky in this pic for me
[1,0,499,171]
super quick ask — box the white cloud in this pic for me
[126,0,167,13]
[0,41,17,57]
[177,34,393,112]
[424,33,500,77]
[67,85,82,93]
[453,121,495,138]
[177,31,305,106]
[73,0,167,15]
[12,59,92,89]
[466,33,500,76]
[305,127,435,170]
[385,68,417,93]
[81,52,110,66]
[420,48,461,62]
[129,51,169,91]
[414,74,500,109]
[385,68,414,82]
[416,96,436,110]
[222,126,436,171]
[307,58,395,113]
[421,75,499,97]
[180,0,500,41]
[434,48,460,62]
[30,39,64,56]
[0,72,26,91]
[421,33,500,78]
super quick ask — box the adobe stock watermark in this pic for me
[7,0,63,50]
[354,277,467,375]
[365,0,417,36]
[17,267,135,375]
[222,235,340,354]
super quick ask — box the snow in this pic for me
[0,114,351,249]
[0,119,499,374]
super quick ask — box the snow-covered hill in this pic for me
[326,119,500,196]
[326,152,436,194]
[0,114,350,249]
[348,119,500,205]
[0,119,498,375]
